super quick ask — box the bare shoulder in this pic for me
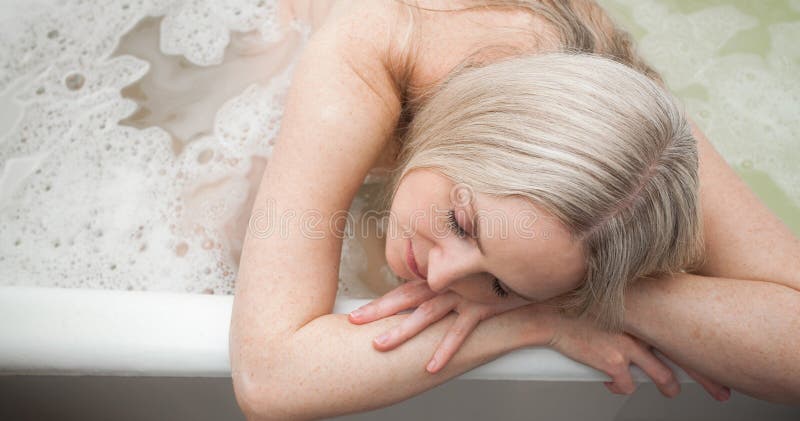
[300,0,412,109]
[310,0,411,63]
[689,119,800,291]
[311,0,558,99]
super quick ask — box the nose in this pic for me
[425,241,484,293]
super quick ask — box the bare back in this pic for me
[320,0,567,170]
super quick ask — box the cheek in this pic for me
[384,236,395,269]
[538,276,585,302]
[384,236,404,279]
[448,282,504,305]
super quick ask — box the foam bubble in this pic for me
[613,0,800,204]
[0,0,393,297]
[8,0,791,298]
[160,0,282,66]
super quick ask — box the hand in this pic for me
[549,314,731,401]
[348,279,530,373]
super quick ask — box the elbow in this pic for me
[230,325,299,419]
[232,356,312,421]
[230,341,269,419]
[233,369,298,421]
[229,320,309,419]
[747,384,800,406]
[763,368,800,405]
[775,393,800,407]
[231,364,268,420]
[231,370,262,420]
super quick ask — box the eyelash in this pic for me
[492,278,509,298]
[447,210,509,299]
[446,209,467,238]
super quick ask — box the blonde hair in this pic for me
[382,1,705,332]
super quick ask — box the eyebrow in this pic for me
[470,198,538,302]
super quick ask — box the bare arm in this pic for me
[229,3,554,420]
[245,307,553,420]
[623,120,800,404]
[688,119,800,292]
[625,273,800,404]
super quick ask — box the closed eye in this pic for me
[491,277,509,298]
[448,209,510,299]
[446,209,467,238]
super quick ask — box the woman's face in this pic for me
[385,168,587,304]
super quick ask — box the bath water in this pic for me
[0,0,797,296]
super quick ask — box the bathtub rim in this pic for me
[0,285,692,382]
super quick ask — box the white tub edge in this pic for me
[0,286,693,383]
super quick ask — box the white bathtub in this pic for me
[1,0,799,418]
[1,286,798,420]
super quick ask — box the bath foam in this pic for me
[0,0,379,295]
[6,1,794,295]
[615,0,800,205]
[160,0,282,66]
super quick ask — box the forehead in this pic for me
[473,191,586,295]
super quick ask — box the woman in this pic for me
[229,0,800,419]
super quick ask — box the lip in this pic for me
[405,238,427,281]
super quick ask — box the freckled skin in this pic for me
[385,168,587,303]
[230,1,800,416]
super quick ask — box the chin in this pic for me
[384,239,408,282]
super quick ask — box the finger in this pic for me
[600,349,637,395]
[609,371,637,395]
[628,346,681,398]
[349,279,435,324]
[603,381,622,395]
[373,292,460,351]
[681,365,731,402]
[426,310,482,373]
[603,380,635,396]
[656,352,730,402]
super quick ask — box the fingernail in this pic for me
[718,387,730,401]
[426,357,438,372]
[374,332,390,345]
[350,308,364,319]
